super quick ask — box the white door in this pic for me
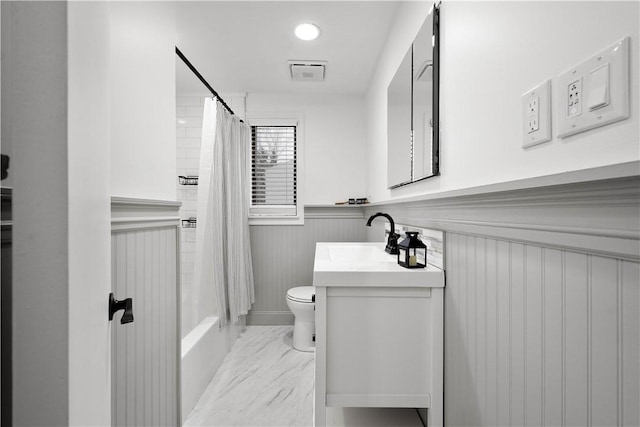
[4,2,112,424]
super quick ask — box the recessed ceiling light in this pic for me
[295,23,321,41]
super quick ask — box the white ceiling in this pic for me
[175,1,399,95]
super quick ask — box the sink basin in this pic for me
[327,244,393,263]
[313,242,444,288]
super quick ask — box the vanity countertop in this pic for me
[313,242,444,288]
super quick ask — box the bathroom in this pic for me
[1,0,639,426]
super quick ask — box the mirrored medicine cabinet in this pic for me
[387,3,440,189]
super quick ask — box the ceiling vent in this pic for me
[288,60,327,82]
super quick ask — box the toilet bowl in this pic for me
[285,286,316,352]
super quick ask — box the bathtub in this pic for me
[181,315,243,423]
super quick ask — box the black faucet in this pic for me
[366,212,399,255]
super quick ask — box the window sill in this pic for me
[249,214,304,226]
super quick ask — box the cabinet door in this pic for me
[325,287,432,408]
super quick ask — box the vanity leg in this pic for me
[429,288,444,427]
[314,287,327,427]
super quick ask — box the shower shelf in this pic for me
[179,175,199,185]
[181,218,197,228]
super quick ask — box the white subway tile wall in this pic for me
[177,94,246,338]
[177,96,204,338]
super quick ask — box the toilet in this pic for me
[285,286,316,352]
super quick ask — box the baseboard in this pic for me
[246,311,294,325]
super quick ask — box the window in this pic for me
[248,116,303,225]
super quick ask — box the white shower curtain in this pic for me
[193,98,255,327]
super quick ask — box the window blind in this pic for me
[250,125,297,215]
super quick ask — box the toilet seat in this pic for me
[286,286,315,303]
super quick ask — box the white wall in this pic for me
[247,93,367,205]
[110,2,176,201]
[68,3,112,425]
[3,2,178,424]
[2,2,70,424]
[0,5,3,423]
[0,0,9,190]
[366,1,640,202]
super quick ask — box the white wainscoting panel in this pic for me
[363,175,639,427]
[444,233,639,427]
[111,198,180,427]
[248,207,366,325]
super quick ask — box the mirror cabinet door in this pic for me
[386,3,439,188]
[387,45,413,188]
[412,12,434,181]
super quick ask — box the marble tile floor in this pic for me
[184,325,424,427]
[185,326,314,427]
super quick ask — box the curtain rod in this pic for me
[175,46,239,119]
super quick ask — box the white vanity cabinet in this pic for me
[313,242,445,427]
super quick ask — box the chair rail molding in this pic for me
[365,175,640,261]
[303,205,365,220]
[111,196,181,231]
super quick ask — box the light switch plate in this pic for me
[557,37,630,138]
[522,79,552,148]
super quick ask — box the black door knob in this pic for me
[108,293,134,324]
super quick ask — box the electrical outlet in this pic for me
[557,37,630,138]
[527,97,540,133]
[522,79,551,148]
[567,78,582,118]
